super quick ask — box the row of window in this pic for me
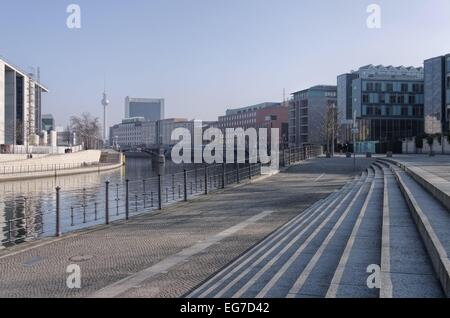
[362,93,424,105]
[220,112,256,122]
[362,105,423,117]
[219,119,257,127]
[355,118,424,142]
[363,81,424,93]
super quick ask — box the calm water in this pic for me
[0,156,248,246]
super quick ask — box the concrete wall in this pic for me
[9,144,83,154]
[403,138,450,154]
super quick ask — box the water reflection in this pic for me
[0,155,199,246]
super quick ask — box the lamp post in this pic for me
[331,104,336,157]
[352,111,358,172]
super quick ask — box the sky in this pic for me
[1,0,450,128]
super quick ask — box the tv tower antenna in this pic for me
[101,77,110,145]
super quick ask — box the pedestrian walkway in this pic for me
[190,157,449,298]
[0,157,368,298]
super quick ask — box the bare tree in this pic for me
[316,103,340,154]
[70,112,102,150]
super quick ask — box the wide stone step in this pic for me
[326,164,383,298]
[377,161,444,298]
[189,170,370,298]
[285,166,374,298]
[390,163,450,297]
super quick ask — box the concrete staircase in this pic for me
[189,160,450,298]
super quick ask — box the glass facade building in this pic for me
[0,58,48,146]
[424,54,450,134]
[337,65,424,153]
[125,97,165,122]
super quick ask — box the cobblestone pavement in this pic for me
[0,157,373,298]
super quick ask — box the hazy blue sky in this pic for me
[1,0,450,127]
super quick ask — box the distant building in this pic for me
[337,65,424,153]
[157,118,193,146]
[218,102,288,148]
[125,97,164,121]
[289,85,337,147]
[109,117,157,148]
[424,54,450,134]
[42,114,55,132]
[0,58,48,146]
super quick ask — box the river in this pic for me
[0,155,253,247]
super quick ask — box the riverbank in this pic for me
[0,150,124,182]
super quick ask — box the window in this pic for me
[375,83,382,91]
[401,107,408,116]
[401,83,408,93]
[386,83,393,92]
[389,95,396,104]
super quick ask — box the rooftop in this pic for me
[0,56,48,92]
[225,102,282,116]
[292,85,337,95]
[352,64,424,80]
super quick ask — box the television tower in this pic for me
[101,86,110,144]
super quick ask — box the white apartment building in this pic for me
[0,58,48,148]
[109,117,157,148]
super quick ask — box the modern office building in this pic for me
[289,85,337,147]
[218,102,281,130]
[0,58,48,146]
[125,97,165,122]
[337,65,424,153]
[41,114,55,132]
[424,54,450,134]
[218,102,288,148]
[109,117,158,148]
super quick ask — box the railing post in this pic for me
[143,179,146,208]
[195,167,198,192]
[204,166,208,195]
[158,175,162,210]
[105,181,110,224]
[125,179,130,220]
[236,163,240,184]
[222,163,226,189]
[55,186,61,237]
[183,169,188,201]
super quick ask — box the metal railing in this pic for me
[0,161,110,175]
[279,145,323,167]
[1,163,262,246]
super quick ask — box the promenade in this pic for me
[0,157,370,298]
[191,155,450,298]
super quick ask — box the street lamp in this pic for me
[352,110,359,171]
[331,104,336,157]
